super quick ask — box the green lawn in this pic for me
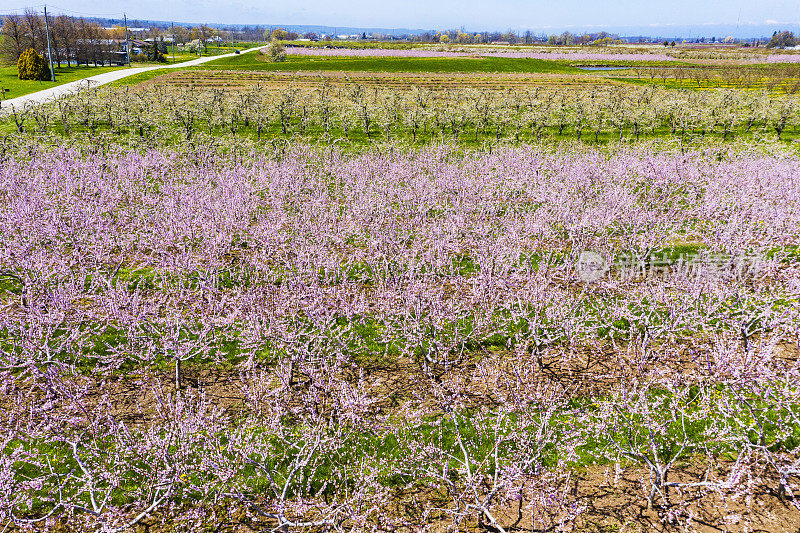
[165,42,265,62]
[0,44,265,100]
[202,51,585,74]
[0,64,128,100]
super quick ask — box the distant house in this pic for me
[109,51,128,65]
[128,39,148,55]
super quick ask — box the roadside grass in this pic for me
[0,45,266,102]
[0,64,125,100]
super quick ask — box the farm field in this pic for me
[111,46,800,96]
[110,66,616,93]
[201,51,586,74]
[1,43,800,533]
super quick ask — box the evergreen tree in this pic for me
[767,31,797,49]
[149,41,166,62]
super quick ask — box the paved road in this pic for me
[0,46,262,112]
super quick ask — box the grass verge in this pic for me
[0,64,126,100]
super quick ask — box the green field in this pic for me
[202,50,585,73]
[163,41,265,63]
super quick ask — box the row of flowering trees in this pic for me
[6,82,799,143]
[1,134,798,529]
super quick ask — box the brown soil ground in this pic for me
[142,69,626,92]
[78,340,799,533]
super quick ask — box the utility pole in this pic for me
[124,13,130,66]
[172,21,175,63]
[43,5,55,81]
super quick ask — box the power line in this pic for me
[44,4,128,18]
[0,5,46,14]
[0,3,124,18]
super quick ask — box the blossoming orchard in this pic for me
[1,38,800,533]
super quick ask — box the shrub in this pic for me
[17,48,50,81]
[265,38,287,62]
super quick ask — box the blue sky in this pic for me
[3,0,799,32]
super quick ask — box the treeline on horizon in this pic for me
[0,8,791,69]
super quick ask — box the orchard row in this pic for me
[5,82,800,144]
[1,139,799,530]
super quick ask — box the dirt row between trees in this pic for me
[143,69,625,92]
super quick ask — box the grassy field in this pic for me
[164,41,265,62]
[106,52,591,89]
[202,50,585,73]
[0,64,126,100]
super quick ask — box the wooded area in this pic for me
[0,10,125,67]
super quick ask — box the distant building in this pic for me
[128,39,148,54]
